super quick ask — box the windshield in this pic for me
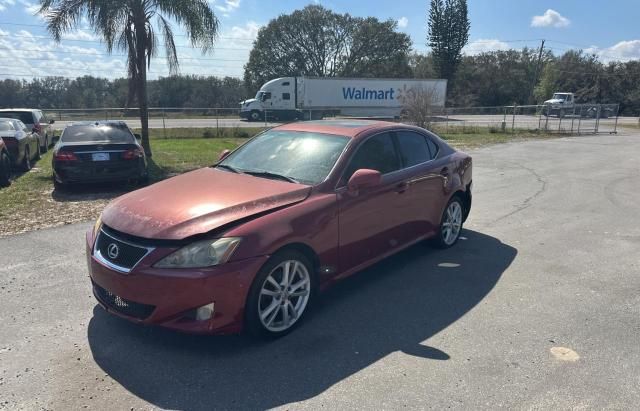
[552,94,569,100]
[61,125,136,144]
[219,130,350,185]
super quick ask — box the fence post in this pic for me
[502,107,507,132]
[445,109,449,134]
[162,108,166,139]
[595,105,601,134]
[538,105,542,133]
[216,109,219,137]
[613,104,619,134]
[264,109,268,127]
[570,105,576,134]
[577,105,583,134]
[512,105,516,133]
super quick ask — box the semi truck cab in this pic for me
[240,77,297,121]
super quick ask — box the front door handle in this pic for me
[395,181,409,193]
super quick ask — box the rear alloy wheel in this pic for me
[434,196,464,248]
[0,152,11,186]
[22,147,32,171]
[246,251,314,338]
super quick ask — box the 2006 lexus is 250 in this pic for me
[87,120,473,337]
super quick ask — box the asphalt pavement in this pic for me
[1,132,639,410]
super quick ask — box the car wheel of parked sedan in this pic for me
[22,147,32,171]
[246,250,314,338]
[433,195,464,249]
[0,151,11,187]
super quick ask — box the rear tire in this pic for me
[245,250,315,338]
[432,195,465,249]
[22,147,32,171]
[0,152,11,187]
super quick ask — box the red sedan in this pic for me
[87,120,473,337]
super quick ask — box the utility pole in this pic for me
[530,39,545,104]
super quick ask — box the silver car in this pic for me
[0,109,55,153]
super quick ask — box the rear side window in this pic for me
[0,111,33,124]
[395,131,433,167]
[425,138,439,159]
[282,93,291,100]
[61,125,135,144]
[0,121,14,132]
[344,133,401,180]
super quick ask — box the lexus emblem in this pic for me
[107,243,120,259]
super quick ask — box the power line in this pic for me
[0,48,249,63]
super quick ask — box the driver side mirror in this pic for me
[218,149,231,161]
[347,169,382,194]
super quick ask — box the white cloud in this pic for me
[397,17,408,29]
[531,9,570,28]
[215,0,241,16]
[463,39,510,55]
[0,0,16,12]
[585,40,640,62]
[62,30,97,41]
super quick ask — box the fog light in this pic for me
[195,303,215,321]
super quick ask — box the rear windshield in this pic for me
[61,125,135,143]
[0,111,33,124]
[0,121,14,132]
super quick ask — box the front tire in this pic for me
[433,195,464,249]
[249,110,263,122]
[245,250,314,338]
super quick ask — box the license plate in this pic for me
[92,153,110,161]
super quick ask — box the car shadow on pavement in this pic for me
[87,229,517,410]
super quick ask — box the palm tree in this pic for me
[39,0,219,156]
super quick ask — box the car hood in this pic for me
[241,98,257,106]
[544,99,565,104]
[101,167,311,240]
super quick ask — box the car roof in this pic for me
[67,120,129,127]
[0,117,20,122]
[275,119,401,138]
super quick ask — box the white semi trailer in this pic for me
[239,77,447,121]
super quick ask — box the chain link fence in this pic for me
[43,103,622,135]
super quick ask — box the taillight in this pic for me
[54,151,78,162]
[122,148,144,160]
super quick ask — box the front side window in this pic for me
[343,133,400,181]
[219,130,349,185]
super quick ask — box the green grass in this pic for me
[133,127,267,140]
[0,126,558,237]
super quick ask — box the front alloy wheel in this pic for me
[434,196,464,248]
[247,251,313,337]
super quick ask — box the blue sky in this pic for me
[0,0,638,80]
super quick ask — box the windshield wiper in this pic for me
[215,164,242,174]
[243,170,300,184]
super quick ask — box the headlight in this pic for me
[92,215,102,240]
[153,238,241,269]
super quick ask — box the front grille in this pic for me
[94,283,155,320]
[94,228,150,272]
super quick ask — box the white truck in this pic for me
[239,77,447,121]
[543,92,575,117]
